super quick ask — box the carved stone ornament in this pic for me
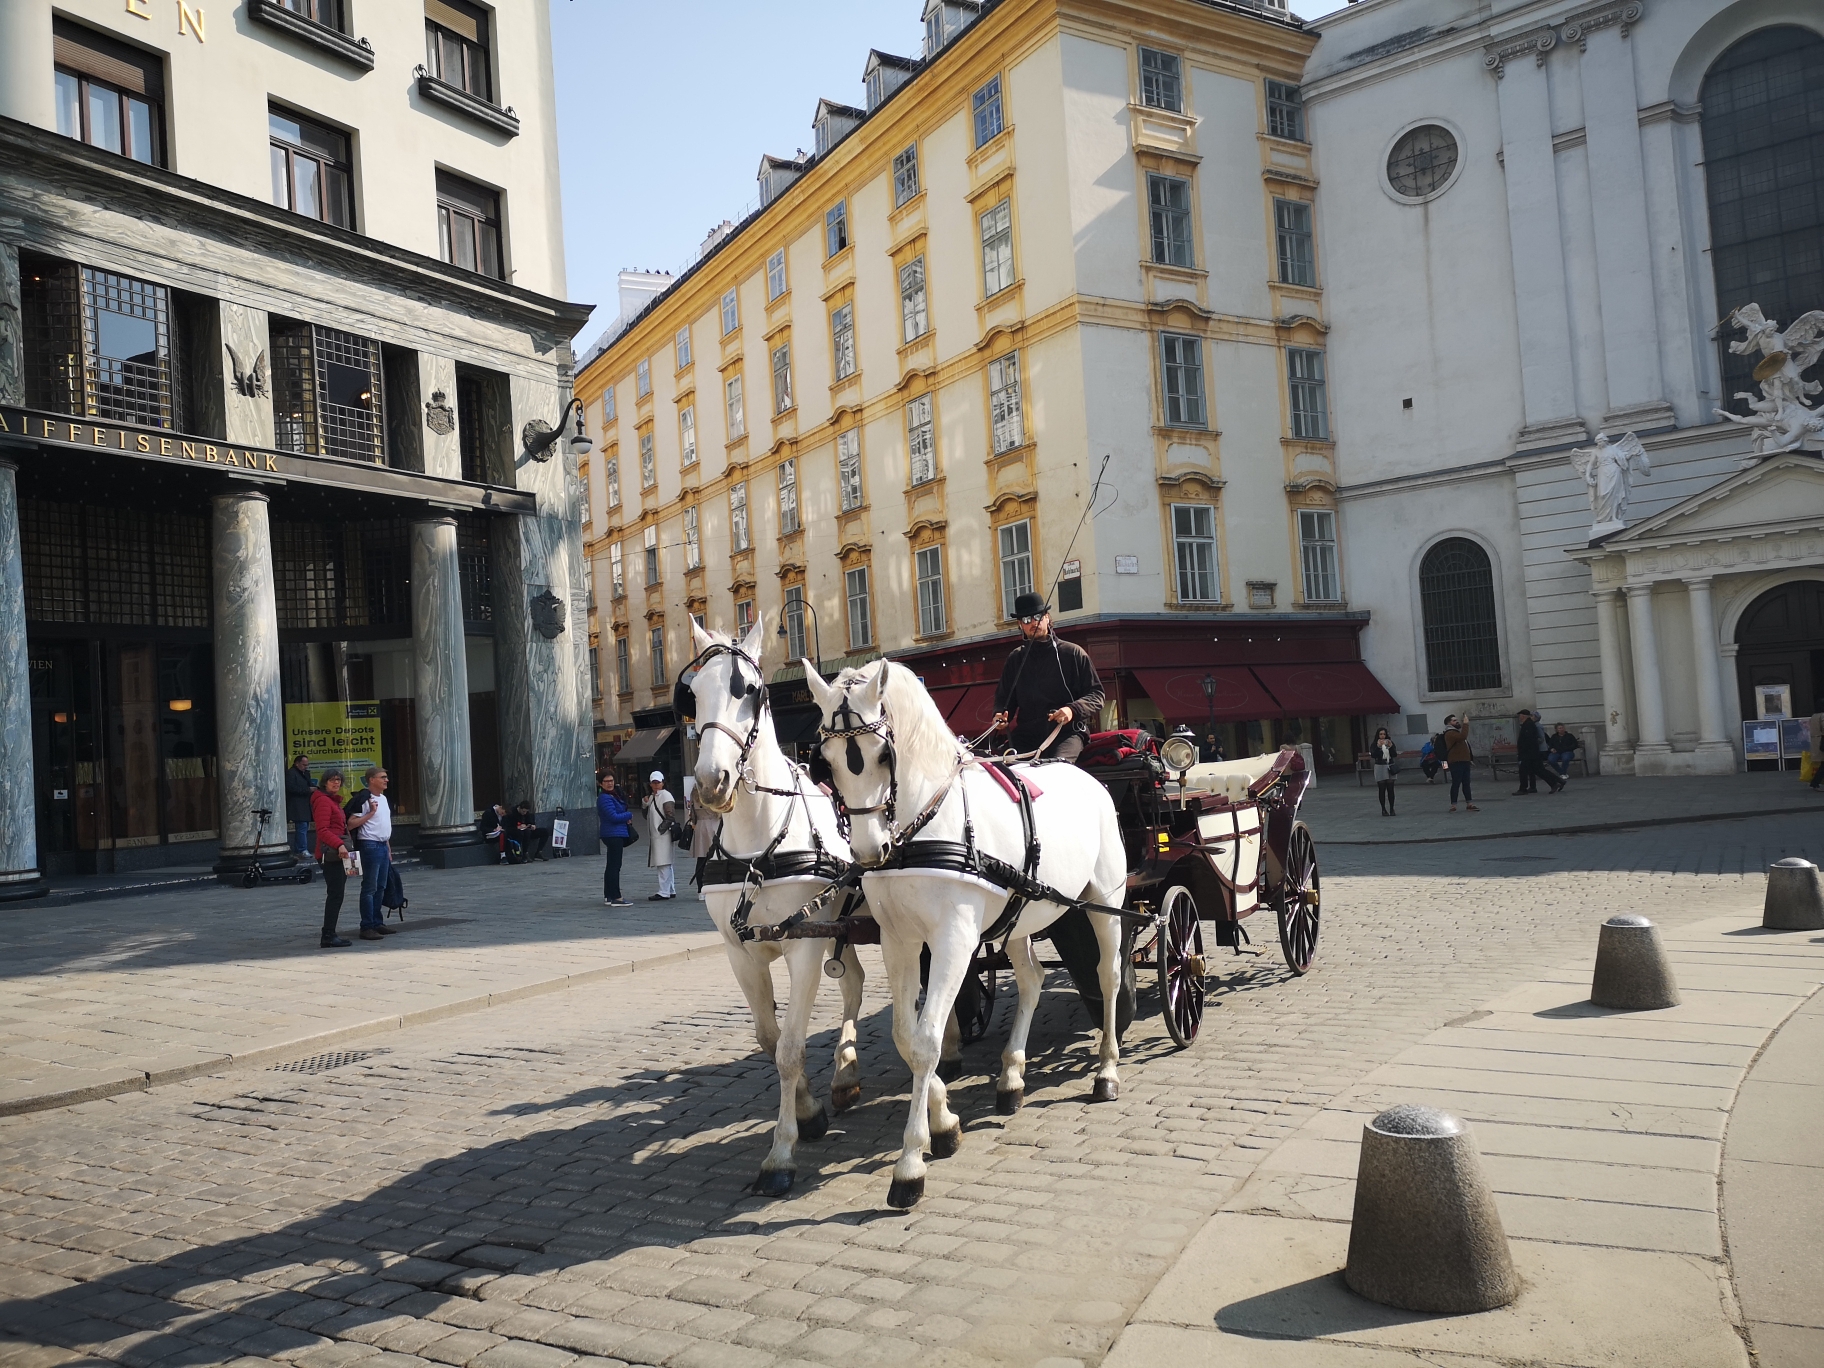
[1560,0,1644,49]
[1484,27,1556,75]
[424,390,455,435]
[1715,303,1824,462]
[529,588,566,639]
[225,344,269,398]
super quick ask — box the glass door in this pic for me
[28,642,103,857]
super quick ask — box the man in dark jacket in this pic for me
[285,754,314,856]
[1513,709,1565,794]
[990,593,1104,760]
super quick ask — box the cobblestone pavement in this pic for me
[0,813,1817,1368]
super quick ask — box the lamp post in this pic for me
[777,596,823,673]
[1201,672,1217,753]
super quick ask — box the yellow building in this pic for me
[579,0,1398,773]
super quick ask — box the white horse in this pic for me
[687,618,865,1196]
[804,658,1128,1209]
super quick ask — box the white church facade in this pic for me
[1303,0,1824,773]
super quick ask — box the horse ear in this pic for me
[802,660,838,713]
[868,660,891,706]
[737,612,767,663]
[690,618,716,654]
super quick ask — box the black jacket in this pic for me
[993,634,1104,750]
[285,767,314,823]
[1518,719,1546,757]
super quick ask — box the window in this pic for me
[766,249,787,300]
[436,170,502,279]
[721,289,739,335]
[1298,509,1339,602]
[725,373,745,438]
[270,319,384,461]
[916,545,946,636]
[603,387,616,422]
[1386,125,1460,199]
[639,431,655,488]
[900,258,929,343]
[730,481,750,551]
[1139,48,1182,113]
[735,599,756,633]
[1419,538,1501,691]
[1160,333,1206,427]
[269,106,353,229]
[684,506,701,570]
[609,541,624,597]
[778,458,799,534]
[616,636,631,693]
[783,585,808,661]
[1266,79,1305,141]
[635,358,651,398]
[52,20,164,166]
[826,201,849,258]
[605,457,620,509]
[981,199,1014,296]
[989,353,1024,454]
[1288,348,1329,439]
[591,645,602,701]
[675,326,692,370]
[906,395,936,486]
[893,144,921,207]
[771,343,792,414]
[973,76,1004,148]
[1275,199,1315,286]
[831,304,856,380]
[838,430,864,511]
[279,0,344,27]
[424,0,492,102]
[846,566,873,650]
[998,520,1034,620]
[679,406,696,466]
[650,626,667,687]
[1148,174,1194,267]
[643,526,659,585]
[1172,504,1219,602]
[24,261,179,429]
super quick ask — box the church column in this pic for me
[1684,576,1737,773]
[211,489,292,877]
[0,457,45,901]
[1593,587,1634,771]
[1624,583,1671,772]
[411,516,485,866]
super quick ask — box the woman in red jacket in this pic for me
[310,771,353,948]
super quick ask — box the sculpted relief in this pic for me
[1716,304,1824,461]
[1570,431,1651,538]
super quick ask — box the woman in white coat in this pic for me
[644,770,678,899]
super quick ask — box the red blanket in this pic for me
[983,764,1043,804]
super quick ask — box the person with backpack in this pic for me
[1440,715,1478,812]
[597,773,633,906]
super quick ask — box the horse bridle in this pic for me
[817,686,899,824]
[675,641,802,799]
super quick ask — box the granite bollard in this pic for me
[1764,858,1824,931]
[1589,914,1680,1010]
[1344,1104,1518,1314]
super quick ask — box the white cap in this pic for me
[649,770,665,782]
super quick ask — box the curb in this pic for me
[0,937,725,1119]
[1325,803,1798,847]
[27,857,434,911]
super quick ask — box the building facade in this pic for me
[1305,0,1824,772]
[0,0,593,899]
[580,0,1399,783]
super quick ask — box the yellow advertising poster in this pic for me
[285,702,382,786]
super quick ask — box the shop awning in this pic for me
[1129,667,1279,725]
[1252,662,1400,717]
[772,708,824,747]
[612,726,674,767]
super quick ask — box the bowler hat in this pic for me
[1012,592,1049,619]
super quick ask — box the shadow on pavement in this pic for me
[1216,1271,1441,1339]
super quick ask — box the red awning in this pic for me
[1129,667,1281,725]
[946,683,1002,737]
[925,683,972,721]
[1252,662,1400,717]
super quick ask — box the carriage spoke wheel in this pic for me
[1275,821,1321,976]
[1155,885,1207,1047]
[959,950,999,1045]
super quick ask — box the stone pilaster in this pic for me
[411,517,486,866]
[1684,577,1737,774]
[210,489,293,877]
[0,241,22,406]
[191,302,276,449]
[0,459,45,901]
[1624,583,1672,773]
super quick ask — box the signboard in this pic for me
[1756,684,1792,719]
[1780,717,1811,761]
[1060,559,1081,579]
[1742,719,1781,761]
[550,819,570,850]
[285,702,382,786]
[1114,555,1139,574]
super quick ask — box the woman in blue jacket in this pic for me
[597,773,634,906]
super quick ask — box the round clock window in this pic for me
[1387,125,1460,199]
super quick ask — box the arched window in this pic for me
[1419,539,1502,692]
[1701,27,1824,411]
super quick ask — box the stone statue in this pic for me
[1716,304,1824,462]
[1570,430,1650,538]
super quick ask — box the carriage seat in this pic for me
[1179,752,1279,803]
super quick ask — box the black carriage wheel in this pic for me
[1275,821,1321,976]
[1155,885,1206,1048]
[959,950,999,1045]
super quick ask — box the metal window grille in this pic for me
[981,200,1014,296]
[730,481,749,551]
[22,260,180,430]
[457,515,492,627]
[725,374,745,438]
[1288,348,1329,440]
[771,345,792,414]
[684,505,701,568]
[680,406,696,466]
[767,249,786,300]
[1386,124,1459,198]
[1148,175,1194,267]
[1172,503,1218,602]
[269,517,408,632]
[900,257,929,343]
[21,259,83,418]
[838,430,863,511]
[19,500,209,627]
[1140,48,1182,113]
[1298,509,1339,602]
[1275,199,1315,286]
[650,625,666,686]
[1419,538,1502,691]
[998,519,1033,619]
[784,585,807,661]
[271,321,382,462]
[972,76,1003,148]
[721,289,738,335]
[831,304,856,380]
[845,565,872,649]
[990,353,1023,453]
[1161,333,1206,427]
[778,459,799,534]
[155,511,212,627]
[1266,80,1305,141]
[916,544,945,636]
[893,144,920,207]
[825,201,848,258]
[906,396,936,485]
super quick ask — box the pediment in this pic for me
[1607,453,1824,547]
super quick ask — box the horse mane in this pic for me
[837,659,968,783]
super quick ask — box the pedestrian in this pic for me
[310,769,352,948]
[1369,727,1399,816]
[345,766,396,941]
[1808,709,1824,793]
[1418,737,1441,783]
[597,773,633,906]
[286,754,314,857]
[687,785,721,899]
[477,802,509,862]
[644,770,678,900]
[1442,714,1479,812]
[1513,709,1564,795]
[1546,723,1581,781]
[1199,732,1226,764]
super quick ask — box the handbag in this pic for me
[622,827,639,847]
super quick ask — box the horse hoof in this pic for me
[936,1058,963,1084]
[798,1106,830,1142]
[929,1123,963,1159]
[886,1175,925,1209]
[995,1087,1024,1115]
[1091,1076,1119,1103]
[753,1168,795,1197]
[830,1083,862,1113]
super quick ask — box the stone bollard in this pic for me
[1764,858,1824,931]
[1344,1104,1518,1314]
[1590,915,1681,1010]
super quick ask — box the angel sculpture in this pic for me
[1715,304,1824,460]
[225,343,269,399]
[1569,430,1650,538]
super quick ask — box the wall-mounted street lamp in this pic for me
[777,597,823,672]
[522,397,591,462]
[1201,671,1217,740]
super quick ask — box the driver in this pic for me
[990,593,1104,761]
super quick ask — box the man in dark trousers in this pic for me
[1514,709,1565,794]
[990,593,1104,761]
[285,754,314,856]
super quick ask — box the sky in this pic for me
[550,0,1347,347]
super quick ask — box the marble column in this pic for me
[1684,577,1737,773]
[1,241,22,406]
[411,517,485,866]
[0,459,45,901]
[211,489,293,876]
[1593,588,1634,773]
[1624,583,1671,772]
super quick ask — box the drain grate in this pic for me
[270,1049,383,1075]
